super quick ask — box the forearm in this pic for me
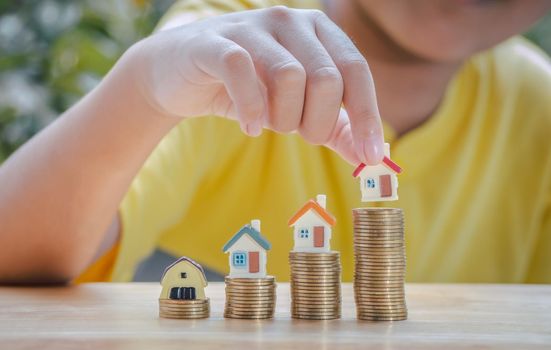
[0,46,179,284]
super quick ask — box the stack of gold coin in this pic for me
[352,207,407,321]
[224,276,276,319]
[159,298,210,319]
[289,251,341,320]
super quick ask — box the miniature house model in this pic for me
[352,143,402,202]
[222,220,271,278]
[160,256,208,300]
[288,194,336,252]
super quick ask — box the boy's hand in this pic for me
[131,6,384,165]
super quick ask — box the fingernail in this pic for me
[246,120,263,137]
[362,137,384,165]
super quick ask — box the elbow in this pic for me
[0,249,89,286]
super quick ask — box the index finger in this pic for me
[311,11,385,165]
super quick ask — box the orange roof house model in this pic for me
[288,194,336,252]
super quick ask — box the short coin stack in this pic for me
[289,251,341,320]
[352,207,407,321]
[159,298,210,319]
[224,276,276,319]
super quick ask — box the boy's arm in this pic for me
[0,50,179,284]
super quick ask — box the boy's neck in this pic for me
[325,0,463,137]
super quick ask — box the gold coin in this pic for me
[289,251,340,257]
[290,265,341,270]
[159,298,209,305]
[291,269,341,274]
[354,264,406,269]
[158,302,209,308]
[159,308,210,315]
[226,296,275,301]
[291,279,340,285]
[159,307,210,314]
[357,310,408,317]
[292,295,340,300]
[356,300,407,306]
[354,251,405,257]
[354,255,406,261]
[224,310,275,317]
[225,294,275,300]
[291,310,341,317]
[225,299,275,305]
[291,274,341,279]
[224,314,273,318]
[159,314,210,319]
[225,308,275,314]
[292,314,340,320]
[354,283,405,289]
[354,243,404,249]
[354,221,404,226]
[354,262,406,267]
[292,307,341,314]
[159,308,210,314]
[357,307,408,313]
[224,305,275,311]
[291,283,341,288]
[292,299,341,306]
[289,259,341,265]
[354,274,405,280]
[357,314,407,321]
[225,283,276,288]
[354,287,405,293]
[292,297,342,303]
[225,275,275,281]
[354,230,404,235]
[354,267,405,273]
[290,254,339,257]
[354,290,405,297]
[225,286,276,292]
[353,245,405,251]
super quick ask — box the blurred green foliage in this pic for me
[0,0,172,160]
[0,2,550,162]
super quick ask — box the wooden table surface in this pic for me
[1,283,550,349]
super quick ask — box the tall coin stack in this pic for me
[289,251,342,320]
[224,276,276,319]
[159,298,210,319]
[352,207,407,321]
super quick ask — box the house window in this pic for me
[180,272,187,279]
[299,228,310,238]
[232,252,247,267]
[366,178,376,188]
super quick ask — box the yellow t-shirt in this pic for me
[81,0,551,283]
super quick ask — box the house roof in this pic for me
[222,224,272,252]
[352,156,403,178]
[160,256,207,286]
[288,199,336,227]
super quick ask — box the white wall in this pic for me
[359,164,399,202]
[226,234,267,278]
[292,209,332,252]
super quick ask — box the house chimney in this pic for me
[384,142,391,158]
[316,194,326,209]
[251,219,261,232]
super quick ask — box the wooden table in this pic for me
[1,283,550,349]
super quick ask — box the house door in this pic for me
[169,287,196,300]
[249,251,259,273]
[314,226,325,247]
[379,174,392,197]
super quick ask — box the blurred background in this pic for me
[0,0,550,162]
[1,0,550,281]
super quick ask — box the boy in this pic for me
[0,0,550,284]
